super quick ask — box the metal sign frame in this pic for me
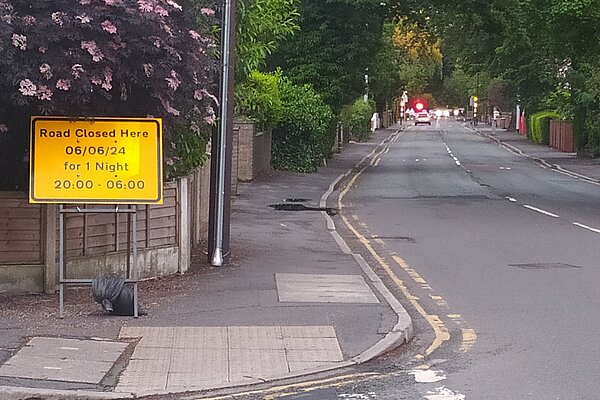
[58,205,139,318]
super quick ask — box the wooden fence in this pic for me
[549,120,575,153]
[1,119,273,295]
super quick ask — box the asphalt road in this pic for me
[337,119,600,399]
[229,119,600,400]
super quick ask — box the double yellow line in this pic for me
[338,129,475,358]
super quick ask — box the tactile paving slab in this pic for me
[116,325,343,392]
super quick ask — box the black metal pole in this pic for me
[208,0,236,266]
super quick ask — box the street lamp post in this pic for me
[209,0,236,267]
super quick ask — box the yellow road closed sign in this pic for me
[30,117,163,204]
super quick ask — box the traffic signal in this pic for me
[413,99,427,112]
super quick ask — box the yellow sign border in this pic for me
[29,116,163,204]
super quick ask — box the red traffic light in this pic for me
[412,98,428,112]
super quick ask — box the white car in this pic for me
[414,112,431,125]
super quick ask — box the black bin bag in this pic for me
[92,276,136,316]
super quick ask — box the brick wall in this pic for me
[252,130,272,178]
[234,118,272,182]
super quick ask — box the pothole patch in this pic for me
[270,203,338,216]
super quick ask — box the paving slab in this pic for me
[0,337,127,384]
[276,273,380,303]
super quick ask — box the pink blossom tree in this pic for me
[0,0,219,189]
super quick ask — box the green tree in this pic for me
[268,0,386,114]
[235,0,299,81]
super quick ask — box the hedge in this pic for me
[529,111,560,144]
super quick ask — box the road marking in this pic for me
[505,197,517,202]
[460,329,477,353]
[198,372,381,400]
[409,369,447,383]
[425,387,466,400]
[523,205,559,218]
[339,163,450,357]
[573,222,600,234]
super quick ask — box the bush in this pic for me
[529,111,560,144]
[271,77,333,172]
[234,70,283,130]
[0,0,219,187]
[340,98,375,142]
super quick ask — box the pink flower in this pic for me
[18,79,37,96]
[165,70,181,91]
[51,12,67,26]
[11,34,27,50]
[22,15,36,25]
[154,5,168,17]
[36,85,53,101]
[200,7,215,16]
[56,79,72,91]
[160,98,180,116]
[189,30,201,40]
[143,63,154,77]
[204,115,215,125]
[38,46,47,53]
[101,67,113,91]
[79,0,92,4]
[165,158,174,166]
[39,63,52,80]
[101,20,117,34]
[138,0,153,12]
[71,64,85,79]
[81,40,104,62]
[104,0,117,5]
[166,0,182,11]
[75,14,92,24]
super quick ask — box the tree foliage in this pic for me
[235,0,299,81]
[271,77,333,172]
[234,70,283,129]
[268,0,386,114]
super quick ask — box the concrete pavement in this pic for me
[1,122,599,400]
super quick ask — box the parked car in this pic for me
[415,112,432,125]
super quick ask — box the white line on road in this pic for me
[573,222,600,234]
[523,205,559,218]
[505,197,517,202]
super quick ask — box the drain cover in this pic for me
[509,263,581,270]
